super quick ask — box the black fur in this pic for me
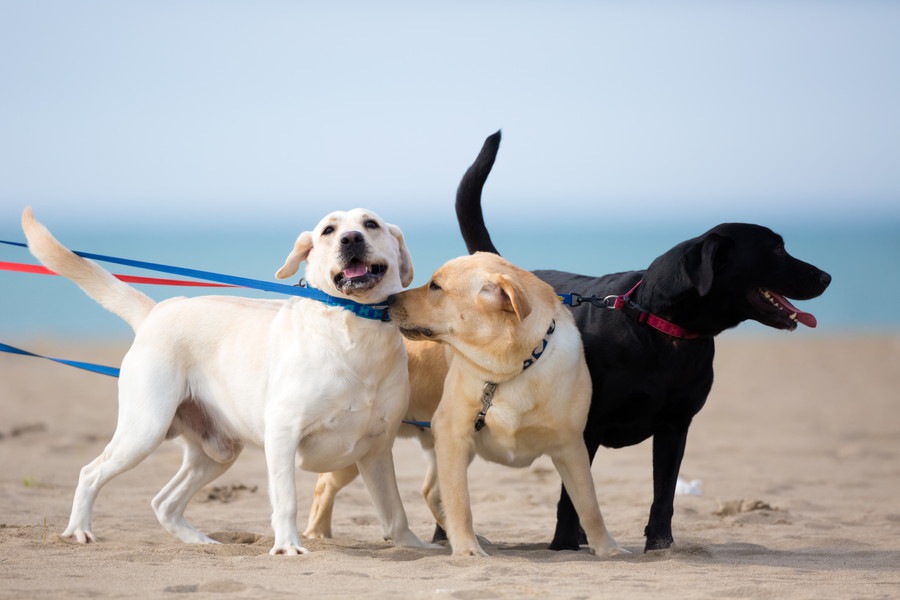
[454,131,831,552]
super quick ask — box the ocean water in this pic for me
[1,220,898,343]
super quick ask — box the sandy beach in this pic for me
[1,334,898,599]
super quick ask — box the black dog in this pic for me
[455,131,831,552]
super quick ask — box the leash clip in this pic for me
[602,294,620,309]
[566,292,612,309]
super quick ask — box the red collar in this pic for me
[611,281,700,340]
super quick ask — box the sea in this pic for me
[1,219,898,344]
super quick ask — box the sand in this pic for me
[1,335,899,599]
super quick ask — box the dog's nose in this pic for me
[819,271,832,288]
[341,231,365,246]
[386,294,398,306]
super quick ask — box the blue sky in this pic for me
[1,1,898,231]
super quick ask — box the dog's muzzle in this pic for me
[386,297,435,339]
[332,232,388,295]
[398,327,435,341]
[333,258,387,294]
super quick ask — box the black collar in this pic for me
[474,319,556,432]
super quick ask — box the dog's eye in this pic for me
[773,244,786,257]
[364,220,379,230]
[322,226,334,235]
[429,280,441,291]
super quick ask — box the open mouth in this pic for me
[333,258,388,295]
[750,288,818,330]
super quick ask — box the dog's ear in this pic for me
[387,223,414,287]
[275,231,314,280]
[680,233,730,296]
[481,274,532,321]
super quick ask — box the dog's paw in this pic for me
[62,527,97,544]
[269,543,310,556]
[451,544,489,557]
[185,533,220,545]
[591,538,631,558]
[169,526,220,545]
[587,531,631,558]
[390,529,442,550]
[420,541,444,550]
[394,533,443,550]
[302,527,330,540]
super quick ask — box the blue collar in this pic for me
[292,280,390,322]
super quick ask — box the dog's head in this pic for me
[275,209,413,302]
[389,252,550,369]
[643,223,831,335]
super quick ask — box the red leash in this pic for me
[612,281,700,340]
[558,281,701,340]
[0,261,238,288]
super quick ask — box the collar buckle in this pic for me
[474,382,497,432]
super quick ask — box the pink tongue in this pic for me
[769,290,817,328]
[343,262,368,278]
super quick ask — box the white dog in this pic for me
[22,207,431,555]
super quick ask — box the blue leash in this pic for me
[0,341,429,428]
[1,237,428,423]
[0,239,390,321]
[0,342,120,378]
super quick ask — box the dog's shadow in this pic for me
[494,541,900,572]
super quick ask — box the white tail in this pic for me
[21,208,156,332]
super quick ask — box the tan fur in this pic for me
[390,252,626,557]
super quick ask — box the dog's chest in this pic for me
[475,425,548,467]
[473,397,556,468]
[285,326,409,472]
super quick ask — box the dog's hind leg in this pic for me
[62,359,184,543]
[62,401,173,542]
[303,465,359,539]
[357,448,432,549]
[151,437,242,544]
[62,433,164,543]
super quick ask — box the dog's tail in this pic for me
[22,208,156,332]
[455,130,502,255]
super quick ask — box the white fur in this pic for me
[21,207,428,555]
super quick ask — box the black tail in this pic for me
[455,130,502,255]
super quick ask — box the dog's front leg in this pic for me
[551,443,627,557]
[434,426,484,556]
[264,424,307,555]
[356,448,433,548]
[644,424,689,552]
